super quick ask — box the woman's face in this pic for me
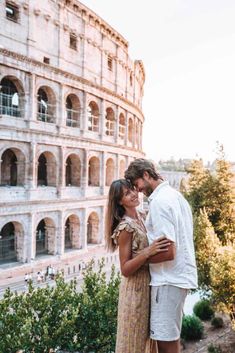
[119,186,140,209]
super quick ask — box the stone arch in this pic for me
[37,151,57,186]
[0,76,24,117]
[119,113,125,140]
[128,117,134,143]
[87,212,99,244]
[119,160,126,178]
[64,214,80,250]
[65,154,81,186]
[105,158,115,186]
[87,101,99,132]
[88,156,100,186]
[0,148,25,186]
[37,86,56,123]
[0,221,24,264]
[105,107,115,136]
[35,217,56,256]
[66,94,81,127]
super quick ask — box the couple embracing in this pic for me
[106,159,198,353]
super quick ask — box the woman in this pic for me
[106,179,170,353]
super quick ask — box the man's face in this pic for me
[133,176,154,197]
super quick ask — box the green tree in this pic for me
[0,260,121,353]
[194,209,220,289]
[185,146,235,244]
[210,247,235,326]
[75,260,120,353]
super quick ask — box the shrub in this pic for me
[181,315,204,340]
[193,299,214,320]
[211,316,224,328]
[207,344,222,353]
[0,259,121,353]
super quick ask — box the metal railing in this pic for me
[66,108,80,127]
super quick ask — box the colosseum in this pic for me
[0,0,145,284]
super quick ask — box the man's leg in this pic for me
[150,286,188,353]
[157,339,180,353]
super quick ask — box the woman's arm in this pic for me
[118,231,170,277]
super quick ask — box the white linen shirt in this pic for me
[146,181,198,289]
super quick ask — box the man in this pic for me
[125,158,198,353]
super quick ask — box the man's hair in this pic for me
[125,158,162,184]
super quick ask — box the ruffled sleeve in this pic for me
[111,220,140,252]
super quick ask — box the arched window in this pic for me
[0,222,16,263]
[64,215,80,250]
[36,220,47,255]
[119,113,125,140]
[1,149,17,186]
[65,154,81,186]
[135,122,139,148]
[37,152,57,187]
[88,157,100,186]
[87,212,99,244]
[1,148,25,186]
[87,101,99,132]
[37,87,55,123]
[36,218,55,256]
[119,160,126,178]
[128,118,134,144]
[105,158,115,186]
[105,107,115,136]
[0,77,22,117]
[66,94,80,127]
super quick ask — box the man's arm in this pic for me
[148,241,176,263]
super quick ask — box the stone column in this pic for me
[101,151,106,192]
[115,105,120,144]
[58,84,66,130]
[81,91,88,134]
[27,73,36,124]
[57,146,66,197]
[57,210,64,256]
[124,110,128,145]
[80,208,88,251]
[27,142,37,198]
[81,149,88,197]
[100,99,106,139]
[27,213,35,262]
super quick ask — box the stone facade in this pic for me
[0,0,145,280]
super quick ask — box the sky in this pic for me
[81,0,235,163]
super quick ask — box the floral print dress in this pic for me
[112,214,152,353]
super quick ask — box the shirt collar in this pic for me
[148,180,169,202]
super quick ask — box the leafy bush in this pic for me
[211,316,224,329]
[181,315,204,340]
[207,344,222,353]
[193,299,214,320]
[0,259,121,353]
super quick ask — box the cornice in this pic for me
[0,48,144,118]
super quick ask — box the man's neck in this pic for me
[152,178,163,191]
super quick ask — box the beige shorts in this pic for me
[150,285,188,341]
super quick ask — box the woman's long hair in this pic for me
[105,179,132,252]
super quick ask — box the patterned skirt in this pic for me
[115,266,151,353]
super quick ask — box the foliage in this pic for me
[0,259,121,353]
[184,144,235,244]
[210,248,235,323]
[211,316,224,329]
[193,299,214,321]
[193,209,220,289]
[74,260,120,353]
[207,344,222,353]
[181,315,204,340]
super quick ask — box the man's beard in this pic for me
[143,183,154,197]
